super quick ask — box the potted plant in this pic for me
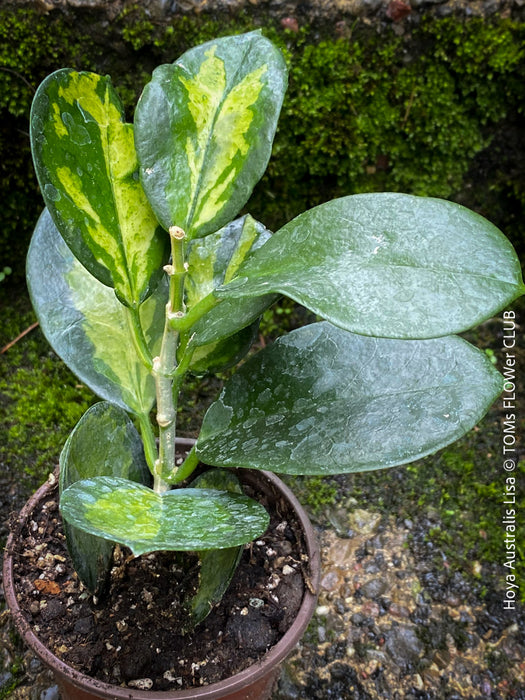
[3,29,524,700]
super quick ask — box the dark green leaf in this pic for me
[187,322,259,375]
[188,469,243,626]
[196,322,503,475]
[217,194,525,339]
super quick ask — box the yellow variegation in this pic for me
[185,215,269,307]
[61,477,270,556]
[30,69,168,307]
[179,216,273,370]
[27,208,164,417]
[180,49,266,233]
[66,259,160,413]
[135,31,288,240]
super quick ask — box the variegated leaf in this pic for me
[60,477,270,556]
[59,402,151,595]
[134,31,287,240]
[27,208,165,415]
[182,215,276,357]
[30,69,168,307]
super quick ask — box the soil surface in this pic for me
[7,473,308,692]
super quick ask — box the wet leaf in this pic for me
[27,209,165,415]
[187,323,259,376]
[30,69,168,306]
[217,194,525,339]
[59,402,151,594]
[183,215,276,359]
[134,31,287,240]
[196,322,503,475]
[60,477,269,556]
[188,469,244,626]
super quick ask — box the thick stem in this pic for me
[153,227,187,493]
[153,329,177,493]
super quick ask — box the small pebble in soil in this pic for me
[128,678,153,690]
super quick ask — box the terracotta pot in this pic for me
[3,439,320,700]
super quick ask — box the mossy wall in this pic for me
[0,4,524,282]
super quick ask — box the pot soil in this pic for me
[3,441,320,700]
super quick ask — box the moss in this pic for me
[285,475,339,515]
[0,7,100,281]
[249,18,525,234]
[1,8,524,279]
[0,288,95,491]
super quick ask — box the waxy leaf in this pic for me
[27,209,165,415]
[196,322,503,475]
[30,68,168,306]
[217,194,525,339]
[188,470,244,626]
[188,323,259,375]
[134,31,287,240]
[60,477,270,556]
[59,402,151,594]
[183,215,276,361]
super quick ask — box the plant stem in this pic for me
[129,306,154,370]
[168,444,200,484]
[168,291,219,332]
[138,412,157,471]
[153,226,187,493]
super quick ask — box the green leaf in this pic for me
[217,194,525,339]
[59,402,151,594]
[30,68,168,306]
[27,208,165,415]
[187,323,259,375]
[60,477,270,557]
[188,469,243,626]
[183,215,276,362]
[134,31,287,240]
[196,322,503,475]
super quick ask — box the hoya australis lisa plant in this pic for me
[27,31,523,623]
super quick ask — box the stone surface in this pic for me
[7,0,525,22]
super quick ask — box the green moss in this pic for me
[0,289,95,490]
[284,474,339,515]
[0,7,100,281]
[249,18,525,233]
[1,8,524,278]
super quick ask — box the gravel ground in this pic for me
[275,506,525,699]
